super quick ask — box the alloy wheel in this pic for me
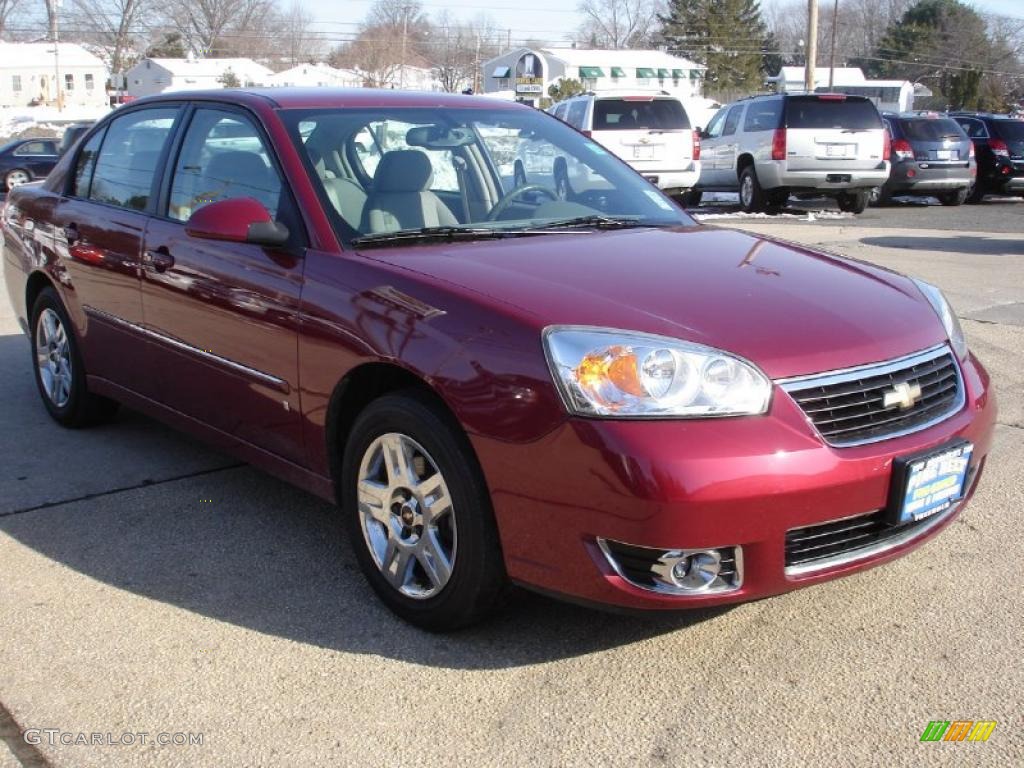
[6,169,30,190]
[35,308,72,408]
[740,175,753,208]
[357,433,457,599]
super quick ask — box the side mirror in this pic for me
[185,197,289,247]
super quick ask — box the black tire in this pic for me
[682,189,702,208]
[513,161,527,188]
[30,287,119,428]
[837,190,869,214]
[553,157,570,200]
[766,189,789,210]
[738,166,766,213]
[869,185,892,207]
[965,182,985,204]
[340,390,508,631]
[939,188,969,206]
[4,168,32,192]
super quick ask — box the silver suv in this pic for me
[692,93,891,214]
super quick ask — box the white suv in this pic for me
[546,92,701,194]
[692,93,891,213]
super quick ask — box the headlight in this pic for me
[543,327,772,418]
[912,279,967,359]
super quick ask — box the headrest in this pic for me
[206,151,270,185]
[373,150,433,193]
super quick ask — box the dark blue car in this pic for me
[1,138,60,192]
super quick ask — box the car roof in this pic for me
[127,87,530,112]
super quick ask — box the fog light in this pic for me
[669,550,722,590]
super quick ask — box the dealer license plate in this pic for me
[935,149,952,160]
[893,442,973,525]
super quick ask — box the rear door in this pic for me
[590,96,692,178]
[13,139,60,179]
[783,95,885,171]
[714,104,745,185]
[140,105,307,463]
[696,108,728,187]
[51,106,181,397]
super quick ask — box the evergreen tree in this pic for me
[659,0,776,98]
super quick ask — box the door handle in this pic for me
[143,248,175,273]
[63,224,80,245]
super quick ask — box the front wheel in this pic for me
[837,190,869,214]
[738,166,766,213]
[341,391,508,630]
[30,287,119,427]
[938,188,969,206]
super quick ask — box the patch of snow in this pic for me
[695,209,854,221]
[0,105,113,137]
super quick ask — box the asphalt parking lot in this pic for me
[1,199,1022,767]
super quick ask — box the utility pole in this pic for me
[804,0,818,93]
[828,0,839,89]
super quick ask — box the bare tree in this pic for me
[577,0,660,49]
[431,11,499,92]
[165,0,276,57]
[65,0,153,74]
[0,0,24,40]
[279,1,322,66]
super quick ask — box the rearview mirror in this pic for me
[185,197,289,247]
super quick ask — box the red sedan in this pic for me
[1,89,995,630]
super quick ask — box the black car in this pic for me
[948,112,1024,202]
[0,138,60,192]
[58,121,95,156]
[874,112,975,206]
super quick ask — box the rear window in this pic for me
[593,98,689,131]
[899,118,966,142]
[993,120,1024,141]
[784,96,882,130]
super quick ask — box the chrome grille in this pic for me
[780,345,963,447]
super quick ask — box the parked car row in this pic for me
[540,90,1023,214]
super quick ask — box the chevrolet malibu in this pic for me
[1,90,995,630]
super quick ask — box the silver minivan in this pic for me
[693,93,891,213]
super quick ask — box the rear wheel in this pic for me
[738,166,766,213]
[341,391,508,630]
[869,185,892,207]
[30,287,119,427]
[837,190,869,214]
[939,188,969,206]
[682,189,702,208]
[965,182,985,204]
[4,168,31,191]
[553,157,570,200]
[513,160,527,188]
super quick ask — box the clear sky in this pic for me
[301,0,1024,50]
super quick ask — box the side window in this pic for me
[704,109,727,138]
[567,100,588,130]
[168,108,282,222]
[554,103,568,121]
[14,141,55,156]
[955,118,987,139]
[89,108,178,211]
[722,105,744,136]
[743,100,782,132]
[71,128,106,198]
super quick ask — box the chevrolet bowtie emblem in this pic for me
[883,381,922,410]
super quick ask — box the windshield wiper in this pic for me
[352,225,519,248]
[525,214,663,231]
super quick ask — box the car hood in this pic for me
[363,225,947,379]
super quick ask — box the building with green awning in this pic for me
[578,67,605,79]
[636,67,656,79]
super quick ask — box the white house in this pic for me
[267,63,363,88]
[0,42,108,109]
[123,58,275,99]
[481,48,705,107]
[768,66,932,112]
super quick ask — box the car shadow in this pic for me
[0,333,730,669]
[859,235,1024,256]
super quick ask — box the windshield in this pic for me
[784,97,882,130]
[282,105,692,247]
[900,118,966,142]
[593,98,689,131]
[994,119,1024,141]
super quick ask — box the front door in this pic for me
[52,107,181,396]
[140,106,306,464]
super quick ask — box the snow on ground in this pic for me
[0,105,112,138]
[694,209,855,221]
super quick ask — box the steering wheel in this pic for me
[486,183,558,221]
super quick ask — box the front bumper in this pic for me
[474,351,995,610]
